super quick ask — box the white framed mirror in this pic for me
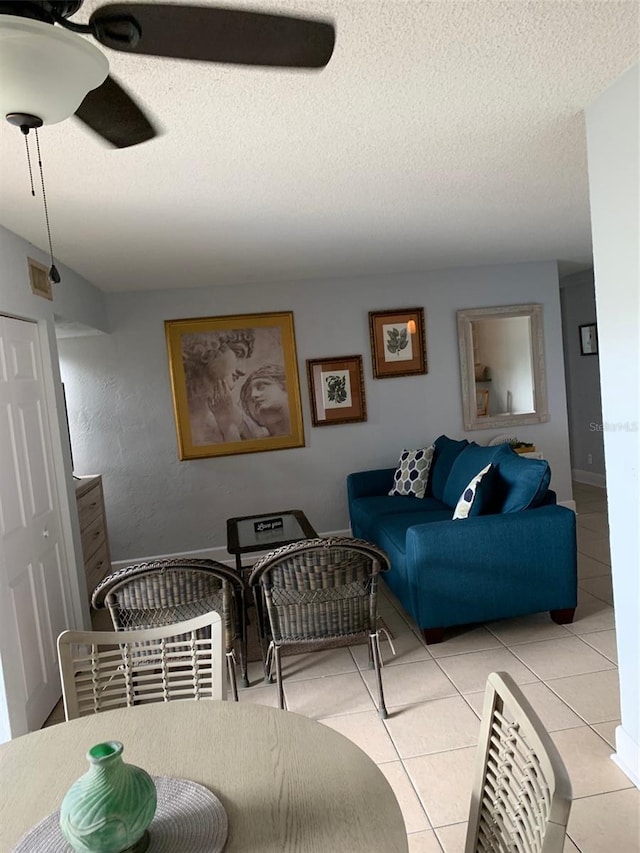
[457,303,550,431]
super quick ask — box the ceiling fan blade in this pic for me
[89,3,335,68]
[74,74,157,148]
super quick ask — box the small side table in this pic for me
[227,509,318,575]
[227,510,318,686]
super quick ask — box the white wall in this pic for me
[586,62,640,787]
[57,259,573,563]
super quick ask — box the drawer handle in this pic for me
[90,501,98,508]
[93,530,101,538]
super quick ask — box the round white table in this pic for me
[0,701,408,852]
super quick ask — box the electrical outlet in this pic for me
[587,453,593,465]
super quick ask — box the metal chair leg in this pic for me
[274,645,285,710]
[237,588,249,688]
[226,652,238,701]
[370,633,387,719]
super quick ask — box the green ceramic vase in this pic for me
[60,741,157,853]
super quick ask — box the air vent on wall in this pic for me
[27,256,52,300]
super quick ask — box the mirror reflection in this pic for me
[457,304,549,431]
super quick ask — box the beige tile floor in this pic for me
[45,483,639,852]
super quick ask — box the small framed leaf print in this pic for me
[368,308,427,378]
[306,355,367,426]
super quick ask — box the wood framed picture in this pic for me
[368,307,427,378]
[306,355,367,427]
[165,311,305,460]
[579,323,598,356]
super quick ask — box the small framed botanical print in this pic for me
[306,355,366,426]
[368,308,427,378]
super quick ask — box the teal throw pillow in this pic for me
[492,446,552,512]
[429,435,470,501]
[388,447,434,499]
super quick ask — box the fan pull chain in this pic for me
[23,133,36,197]
[34,128,61,285]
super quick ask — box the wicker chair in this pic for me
[91,558,246,701]
[57,612,225,720]
[248,536,391,718]
[465,671,573,853]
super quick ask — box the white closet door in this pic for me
[0,315,71,739]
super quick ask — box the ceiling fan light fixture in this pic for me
[0,15,108,126]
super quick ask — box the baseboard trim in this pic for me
[110,528,351,573]
[572,469,607,488]
[111,545,235,572]
[613,725,640,789]
[558,499,577,513]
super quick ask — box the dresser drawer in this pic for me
[77,483,102,529]
[85,542,110,597]
[75,475,112,604]
[81,512,106,561]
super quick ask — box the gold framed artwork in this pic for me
[368,307,427,378]
[165,312,305,460]
[306,355,367,427]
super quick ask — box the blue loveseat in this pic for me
[347,435,577,643]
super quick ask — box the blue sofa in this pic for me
[347,435,577,644]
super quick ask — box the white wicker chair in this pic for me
[465,671,573,853]
[57,612,225,720]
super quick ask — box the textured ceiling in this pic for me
[0,1,638,293]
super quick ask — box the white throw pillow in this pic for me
[388,446,434,499]
[453,463,493,519]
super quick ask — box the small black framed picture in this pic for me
[579,323,598,356]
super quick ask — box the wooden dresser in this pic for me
[74,475,112,601]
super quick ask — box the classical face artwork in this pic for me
[239,365,290,436]
[166,313,304,459]
[180,329,259,444]
[179,325,296,443]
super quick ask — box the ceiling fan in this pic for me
[0,0,336,148]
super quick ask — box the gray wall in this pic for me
[57,260,573,564]
[560,269,605,484]
[0,226,108,333]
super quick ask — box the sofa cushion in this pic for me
[389,446,434,498]
[442,443,502,509]
[492,447,552,512]
[452,463,494,519]
[350,495,450,535]
[428,435,469,501]
[374,509,454,555]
